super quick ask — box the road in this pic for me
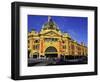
[28,57,87,66]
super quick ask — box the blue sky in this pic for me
[28,15,88,46]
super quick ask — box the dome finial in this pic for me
[48,16,51,22]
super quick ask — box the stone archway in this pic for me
[45,46,58,58]
[32,52,39,58]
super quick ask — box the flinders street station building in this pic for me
[28,17,87,59]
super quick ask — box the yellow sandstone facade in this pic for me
[28,17,87,58]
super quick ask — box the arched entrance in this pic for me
[45,46,58,58]
[32,52,39,58]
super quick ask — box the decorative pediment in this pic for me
[42,31,61,37]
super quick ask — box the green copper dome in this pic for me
[42,16,60,31]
